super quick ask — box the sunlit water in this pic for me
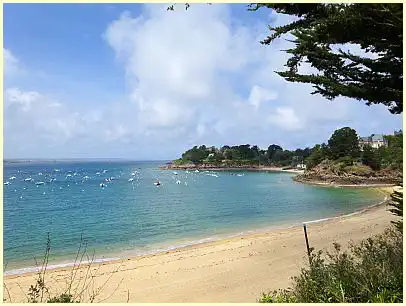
[4,160,383,274]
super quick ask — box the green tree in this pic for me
[250,3,403,114]
[223,149,233,160]
[384,133,403,170]
[238,144,254,160]
[306,144,324,169]
[220,145,231,153]
[328,127,360,159]
[361,145,381,170]
[182,146,208,163]
[389,185,403,233]
[267,144,283,162]
[251,145,260,157]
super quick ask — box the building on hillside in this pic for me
[394,129,402,136]
[296,163,307,170]
[359,134,388,150]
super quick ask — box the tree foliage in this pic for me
[389,185,403,233]
[327,127,360,159]
[178,143,312,167]
[267,144,283,161]
[177,128,401,171]
[250,3,403,114]
[379,132,404,170]
[361,145,381,170]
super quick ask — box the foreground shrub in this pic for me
[259,228,403,303]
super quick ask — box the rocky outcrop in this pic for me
[293,160,402,186]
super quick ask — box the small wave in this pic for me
[5,195,387,277]
[4,257,121,276]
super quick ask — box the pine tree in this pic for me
[250,3,403,114]
[389,184,403,233]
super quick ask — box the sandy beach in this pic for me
[4,187,396,303]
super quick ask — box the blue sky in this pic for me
[4,3,402,160]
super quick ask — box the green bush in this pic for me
[337,156,353,166]
[343,165,374,177]
[259,228,403,303]
[48,293,75,303]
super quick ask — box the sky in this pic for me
[4,3,403,160]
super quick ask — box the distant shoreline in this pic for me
[161,163,400,188]
[160,164,304,174]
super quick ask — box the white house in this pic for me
[359,134,388,150]
[296,163,307,170]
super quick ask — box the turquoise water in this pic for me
[4,161,382,274]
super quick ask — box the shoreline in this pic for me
[161,165,304,174]
[293,179,396,188]
[4,188,391,278]
[4,191,396,302]
[162,165,400,187]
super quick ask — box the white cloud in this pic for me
[248,85,277,109]
[104,4,261,136]
[3,4,402,159]
[267,107,304,131]
[4,48,22,77]
[5,87,61,112]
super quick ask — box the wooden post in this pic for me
[303,223,312,264]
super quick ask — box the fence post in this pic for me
[303,223,312,265]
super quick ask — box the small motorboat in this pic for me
[100,183,107,188]
[176,180,181,184]
[154,181,161,186]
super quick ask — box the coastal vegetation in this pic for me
[259,189,403,303]
[295,128,402,185]
[168,127,403,185]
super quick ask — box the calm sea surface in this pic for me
[4,161,382,274]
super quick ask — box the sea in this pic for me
[3,160,383,275]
